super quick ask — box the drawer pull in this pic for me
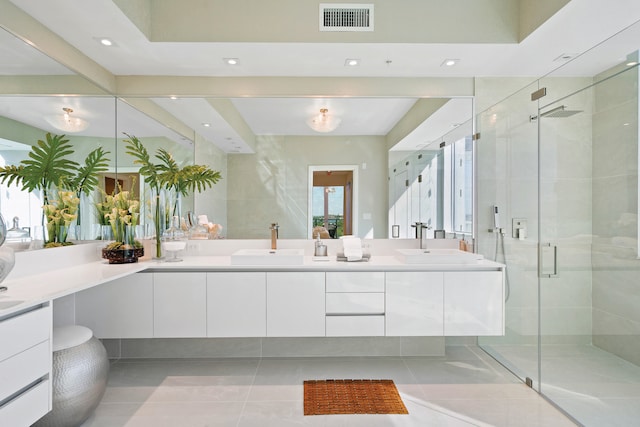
[326,313,384,317]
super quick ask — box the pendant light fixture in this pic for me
[306,108,341,133]
[45,107,89,133]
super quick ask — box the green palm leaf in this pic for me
[0,164,26,187]
[72,146,111,196]
[156,148,181,191]
[181,165,222,194]
[15,133,79,202]
[123,133,161,192]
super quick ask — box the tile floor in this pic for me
[484,344,640,427]
[81,345,575,427]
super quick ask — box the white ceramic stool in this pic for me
[33,325,109,427]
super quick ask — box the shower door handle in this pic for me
[539,243,559,278]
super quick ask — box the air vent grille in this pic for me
[320,3,374,32]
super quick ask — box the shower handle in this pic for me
[539,243,559,278]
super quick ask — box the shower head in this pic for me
[530,105,583,121]
[541,105,583,118]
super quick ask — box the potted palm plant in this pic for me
[0,133,110,247]
[123,134,221,259]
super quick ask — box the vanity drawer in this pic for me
[326,272,384,292]
[326,315,385,336]
[326,293,385,314]
[0,378,50,427]
[0,304,51,363]
[0,341,50,403]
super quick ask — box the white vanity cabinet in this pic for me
[325,272,385,337]
[0,304,52,427]
[153,272,207,337]
[207,272,266,337]
[386,272,444,336]
[444,271,504,336]
[266,272,325,337]
[76,273,153,338]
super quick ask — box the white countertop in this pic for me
[0,240,503,317]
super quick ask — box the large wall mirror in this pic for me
[0,26,475,246]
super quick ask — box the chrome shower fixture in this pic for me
[529,105,583,121]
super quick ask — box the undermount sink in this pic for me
[230,248,305,265]
[395,248,483,265]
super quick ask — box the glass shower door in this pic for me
[476,81,542,390]
[538,63,640,425]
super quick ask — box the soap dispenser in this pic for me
[314,233,328,257]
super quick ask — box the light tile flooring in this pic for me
[81,345,575,427]
[484,344,640,427]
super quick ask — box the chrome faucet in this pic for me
[270,222,279,250]
[412,222,430,249]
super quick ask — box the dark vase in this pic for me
[101,247,144,264]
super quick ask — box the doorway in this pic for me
[308,165,358,238]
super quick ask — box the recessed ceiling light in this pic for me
[95,37,115,47]
[345,58,360,66]
[170,96,178,100]
[626,61,638,67]
[224,58,239,65]
[441,59,459,67]
[202,123,211,127]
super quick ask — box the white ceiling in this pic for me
[2,0,640,152]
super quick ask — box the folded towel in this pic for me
[342,236,363,262]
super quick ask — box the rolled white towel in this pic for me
[342,236,363,262]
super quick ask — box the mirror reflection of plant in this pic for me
[42,189,80,247]
[0,133,110,240]
[0,133,110,205]
[123,133,222,258]
[155,149,222,218]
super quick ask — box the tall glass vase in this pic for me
[152,192,165,260]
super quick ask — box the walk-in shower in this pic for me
[476,43,640,425]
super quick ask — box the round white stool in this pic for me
[34,325,109,427]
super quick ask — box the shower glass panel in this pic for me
[476,81,542,390]
[537,58,640,426]
[478,42,640,427]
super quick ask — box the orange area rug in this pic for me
[303,379,409,415]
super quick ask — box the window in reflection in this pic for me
[440,134,474,235]
[388,131,473,238]
[0,140,43,236]
[311,170,353,238]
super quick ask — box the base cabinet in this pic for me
[154,272,207,337]
[266,272,325,337]
[72,268,504,340]
[0,304,52,427]
[76,273,153,338]
[444,271,504,336]
[386,272,444,336]
[207,272,266,337]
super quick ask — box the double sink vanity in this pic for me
[0,238,504,426]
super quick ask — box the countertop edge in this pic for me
[0,255,504,316]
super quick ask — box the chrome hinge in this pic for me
[531,87,547,101]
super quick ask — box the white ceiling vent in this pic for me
[320,3,374,32]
